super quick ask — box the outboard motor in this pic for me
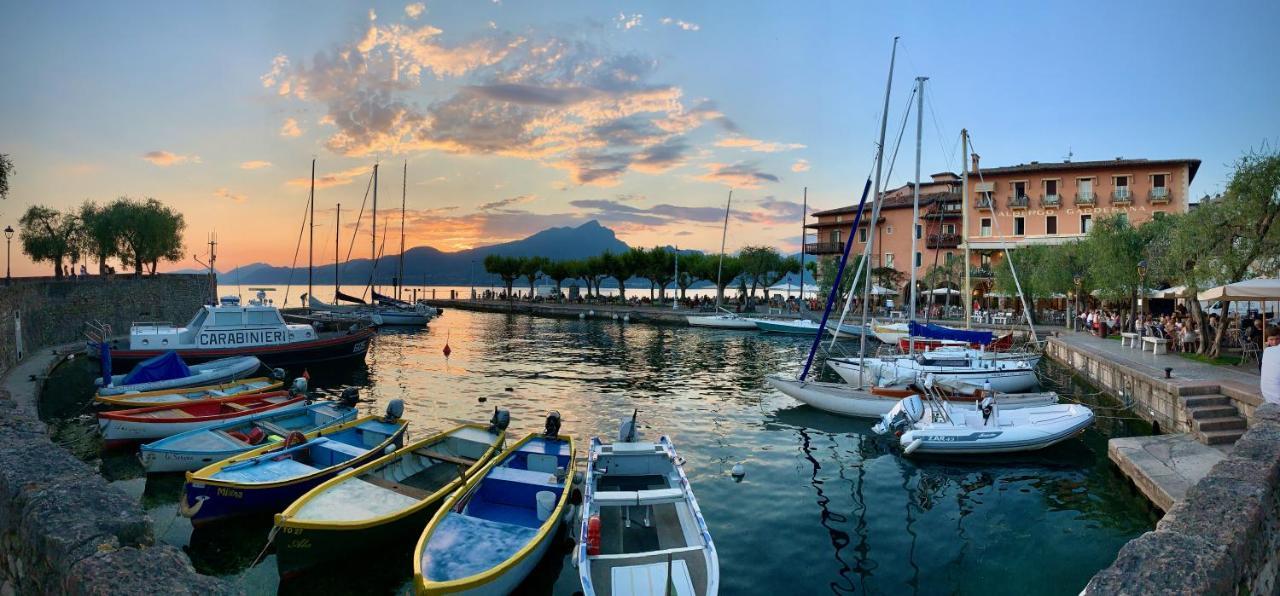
[618,409,639,443]
[270,368,287,381]
[290,376,309,395]
[384,399,405,422]
[489,407,511,433]
[980,396,995,425]
[544,410,562,438]
[337,387,361,409]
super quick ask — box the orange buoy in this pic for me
[443,329,452,357]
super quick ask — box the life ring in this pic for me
[586,515,602,556]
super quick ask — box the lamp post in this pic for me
[1136,260,1148,332]
[4,226,13,285]
[1073,274,1083,331]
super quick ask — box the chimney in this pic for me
[970,153,980,174]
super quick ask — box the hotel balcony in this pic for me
[1040,194,1062,208]
[804,241,844,255]
[927,233,961,249]
[1008,195,1029,209]
[923,199,963,219]
[1112,188,1133,205]
[972,267,994,278]
[1076,192,1096,206]
[976,196,995,210]
[1149,187,1170,204]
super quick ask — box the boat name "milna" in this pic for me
[198,330,288,346]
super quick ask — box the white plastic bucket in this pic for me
[535,491,556,522]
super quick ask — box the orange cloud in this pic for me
[405,2,425,19]
[280,118,303,138]
[240,160,273,170]
[286,164,373,189]
[213,188,248,203]
[791,159,810,172]
[714,136,804,153]
[141,150,200,166]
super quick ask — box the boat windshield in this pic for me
[185,308,208,330]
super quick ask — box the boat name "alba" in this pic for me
[198,330,287,346]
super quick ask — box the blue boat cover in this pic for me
[122,350,192,385]
[908,322,994,345]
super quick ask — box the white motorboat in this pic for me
[686,313,758,330]
[100,291,374,368]
[749,318,823,334]
[96,355,261,396]
[309,294,429,326]
[578,412,718,595]
[766,374,1058,419]
[872,381,1094,455]
[826,353,1039,394]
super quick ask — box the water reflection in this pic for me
[40,309,1157,595]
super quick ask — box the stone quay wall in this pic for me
[1085,403,1280,595]
[1044,337,1205,432]
[0,274,210,371]
[0,275,237,594]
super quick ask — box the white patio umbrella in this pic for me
[929,287,961,295]
[1199,279,1280,342]
[870,285,896,295]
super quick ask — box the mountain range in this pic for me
[214,220,631,286]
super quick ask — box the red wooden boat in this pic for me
[97,390,306,446]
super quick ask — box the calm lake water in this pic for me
[41,308,1156,595]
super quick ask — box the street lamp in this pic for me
[1073,274,1083,331]
[1136,260,1147,311]
[4,226,13,285]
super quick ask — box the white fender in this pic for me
[904,438,924,455]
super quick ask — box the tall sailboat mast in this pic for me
[399,161,407,299]
[961,129,972,329]
[334,202,341,301]
[714,189,733,310]
[856,36,900,375]
[799,187,807,304]
[372,163,378,295]
[307,159,315,309]
[908,77,927,356]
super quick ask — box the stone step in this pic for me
[1187,404,1240,420]
[1183,394,1230,408]
[1196,429,1245,446]
[1192,416,1247,432]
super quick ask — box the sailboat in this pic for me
[685,190,758,331]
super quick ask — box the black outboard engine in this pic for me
[384,399,405,422]
[489,407,511,433]
[619,409,639,443]
[544,410,562,438]
[338,387,361,409]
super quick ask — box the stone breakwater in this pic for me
[0,394,239,594]
[0,276,237,594]
[1085,403,1280,595]
[0,274,210,371]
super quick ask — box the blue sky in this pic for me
[1,0,1276,275]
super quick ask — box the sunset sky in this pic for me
[2,0,1277,276]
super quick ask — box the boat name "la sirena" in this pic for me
[198,330,288,346]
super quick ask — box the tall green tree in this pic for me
[646,247,676,301]
[739,246,800,298]
[0,154,13,200]
[482,254,521,297]
[542,259,574,296]
[580,255,607,297]
[520,256,547,295]
[112,198,185,276]
[1080,215,1145,330]
[694,254,743,306]
[675,252,706,300]
[79,200,120,275]
[18,205,79,279]
[601,250,641,299]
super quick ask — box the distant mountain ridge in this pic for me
[218,220,631,286]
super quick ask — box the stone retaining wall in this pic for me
[1085,403,1280,595]
[0,275,237,594]
[0,274,210,372]
[1045,337,1200,432]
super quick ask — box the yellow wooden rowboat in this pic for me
[273,423,507,579]
[414,432,576,595]
[93,377,284,407]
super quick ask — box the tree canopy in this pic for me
[18,205,79,278]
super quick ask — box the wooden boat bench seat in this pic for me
[223,402,253,412]
[595,488,684,507]
[364,476,434,500]
[416,449,476,467]
[145,410,195,419]
[610,559,696,596]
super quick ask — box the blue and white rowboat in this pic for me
[180,407,407,526]
[414,425,576,595]
[139,400,356,473]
